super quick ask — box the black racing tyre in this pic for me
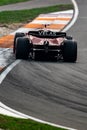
[63,40,77,62]
[66,36,73,40]
[13,33,25,53]
[15,38,30,59]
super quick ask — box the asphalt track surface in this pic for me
[0,0,87,130]
[0,0,71,11]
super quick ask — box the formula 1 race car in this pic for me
[13,29,77,62]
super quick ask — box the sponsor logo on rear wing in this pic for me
[28,31,66,39]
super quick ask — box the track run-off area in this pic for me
[0,0,87,130]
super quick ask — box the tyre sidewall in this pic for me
[13,33,25,53]
[63,40,77,62]
[16,38,30,59]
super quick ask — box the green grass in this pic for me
[0,4,73,24]
[0,0,30,6]
[0,114,67,130]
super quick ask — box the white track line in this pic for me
[0,102,77,130]
[0,60,20,84]
[63,0,79,32]
[0,0,79,130]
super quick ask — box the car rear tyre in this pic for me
[63,40,77,62]
[13,33,25,53]
[16,38,30,59]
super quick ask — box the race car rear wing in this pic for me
[28,31,66,38]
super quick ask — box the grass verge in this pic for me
[0,114,67,130]
[0,0,30,6]
[0,4,73,24]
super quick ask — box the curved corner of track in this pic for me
[1,1,87,130]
